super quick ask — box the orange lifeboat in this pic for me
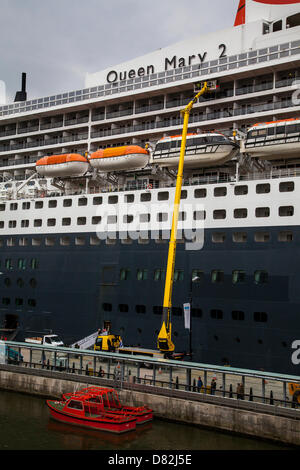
[36,154,89,177]
[89,145,149,172]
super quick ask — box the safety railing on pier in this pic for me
[2,340,300,411]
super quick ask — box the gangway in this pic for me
[70,331,98,350]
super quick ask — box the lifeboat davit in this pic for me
[89,145,149,172]
[152,133,238,168]
[36,154,89,177]
[244,118,300,160]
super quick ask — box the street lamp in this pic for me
[188,275,201,359]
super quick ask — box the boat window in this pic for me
[273,20,282,32]
[193,137,207,146]
[212,232,226,243]
[209,136,226,144]
[267,127,275,136]
[232,232,247,243]
[213,209,226,219]
[62,218,71,226]
[254,270,268,284]
[170,140,178,149]
[287,12,300,29]
[286,124,300,134]
[256,183,270,194]
[214,187,227,197]
[210,309,223,319]
[232,270,246,284]
[78,197,87,206]
[255,207,270,217]
[77,217,86,225]
[234,185,248,195]
[211,270,224,283]
[276,125,285,135]
[155,141,170,151]
[48,200,57,208]
[67,400,83,410]
[194,188,206,198]
[279,181,294,192]
[158,191,169,201]
[63,199,72,207]
[279,206,294,217]
[278,231,293,242]
[234,208,247,219]
[254,312,268,323]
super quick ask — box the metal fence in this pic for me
[2,340,300,410]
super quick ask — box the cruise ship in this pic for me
[1,0,300,374]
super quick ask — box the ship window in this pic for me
[77,217,86,225]
[125,194,134,203]
[254,312,268,323]
[10,203,17,211]
[19,237,28,246]
[123,215,134,224]
[287,13,300,29]
[212,232,226,243]
[255,232,270,242]
[62,217,71,226]
[255,207,270,217]
[153,306,163,315]
[213,209,226,219]
[179,212,186,221]
[47,218,56,227]
[214,187,227,197]
[234,185,248,195]
[192,308,202,318]
[276,125,285,135]
[78,197,87,206]
[60,236,70,246]
[93,196,102,205]
[157,212,168,222]
[232,270,246,284]
[63,199,72,207]
[194,188,206,198]
[279,181,294,192]
[48,200,57,208]
[140,192,151,202]
[45,237,55,246]
[92,216,101,224]
[75,237,85,246]
[273,20,282,32]
[211,270,224,283]
[158,191,169,201]
[9,221,16,228]
[21,220,29,228]
[34,219,42,227]
[90,236,100,245]
[121,237,132,245]
[232,311,244,321]
[5,259,12,270]
[181,190,187,199]
[35,201,43,209]
[108,195,118,204]
[234,208,247,219]
[29,278,37,288]
[136,305,146,314]
[67,400,83,410]
[191,270,204,282]
[140,213,150,223]
[119,304,129,313]
[154,269,165,281]
[193,210,206,220]
[31,258,39,269]
[286,124,299,134]
[278,231,293,242]
[107,215,117,224]
[254,270,268,284]
[279,206,294,217]
[18,258,26,270]
[174,270,184,281]
[32,238,41,246]
[137,269,148,281]
[120,268,130,281]
[0,222,4,229]
[22,201,30,210]
[0,204,5,211]
[256,183,270,194]
[7,237,15,247]
[210,309,223,319]
[102,303,112,312]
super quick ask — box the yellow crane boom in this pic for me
[157,81,214,355]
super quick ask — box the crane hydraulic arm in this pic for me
[157,81,216,355]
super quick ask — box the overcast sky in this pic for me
[0,0,237,103]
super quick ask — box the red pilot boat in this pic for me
[62,386,153,425]
[46,388,137,434]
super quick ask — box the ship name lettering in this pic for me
[107,65,155,83]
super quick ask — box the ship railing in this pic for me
[2,340,300,413]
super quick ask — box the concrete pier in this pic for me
[0,364,299,447]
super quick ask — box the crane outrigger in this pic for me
[157,80,219,357]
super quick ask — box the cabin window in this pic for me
[125,194,134,203]
[273,20,282,32]
[32,238,41,246]
[35,201,43,209]
[254,312,268,323]
[7,237,15,247]
[179,212,186,221]
[120,268,130,281]
[108,195,118,204]
[34,219,42,227]
[194,188,206,198]
[154,269,165,281]
[232,311,245,321]
[234,185,248,195]
[211,270,224,283]
[92,216,101,224]
[191,270,204,282]
[67,400,83,410]
[93,196,102,205]
[62,218,71,226]
[30,258,39,269]
[210,309,223,319]
[214,187,227,197]
[279,206,294,217]
[123,215,134,224]
[0,204,5,211]
[193,210,206,221]
[137,269,148,281]
[254,270,268,284]
[213,209,226,219]
[10,203,18,211]
[158,191,169,201]
[77,217,86,225]
[102,303,112,312]
[136,305,146,314]
[19,237,28,246]
[90,236,101,246]
[47,218,56,226]
[63,199,72,207]
[9,221,17,228]
[234,208,247,219]
[232,270,246,284]
[22,201,30,210]
[287,13,300,29]
[119,304,128,313]
[48,200,57,208]
[279,181,294,192]
[140,213,150,223]
[18,258,26,270]
[157,213,168,222]
[255,232,270,242]
[141,193,151,202]
[45,237,55,246]
[174,270,184,281]
[256,183,270,194]
[60,236,70,246]
[75,237,85,246]
[212,232,226,243]
[256,207,270,217]
[21,220,29,228]
[278,231,293,242]
[78,197,87,206]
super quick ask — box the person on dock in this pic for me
[197,376,203,392]
[210,377,217,395]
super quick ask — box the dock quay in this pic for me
[1,340,300,447]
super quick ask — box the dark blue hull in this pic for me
[0,226,299,375]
